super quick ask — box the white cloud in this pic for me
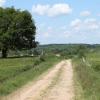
[36,24,53,38]
[63,31,71,38]
[47,4,72,17]
[80,11,91,17]
[84,18,99,30]
[43,32,50,38]
[32,4,49,15]
[32,3,72,17]
[0,0,5,6]
[70,18,99,31]
[70,19,82,30]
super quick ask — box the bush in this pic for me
[93,64,100,71]
[33,59,41,66]
[39,55,45,61]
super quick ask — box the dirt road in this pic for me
[2,60,74,100]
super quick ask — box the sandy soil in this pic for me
[2,60,74,100]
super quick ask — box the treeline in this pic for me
[38,44,100,58]
[1,43,99,58]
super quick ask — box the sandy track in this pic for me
[2,60,74,100]
[36,60,74,100]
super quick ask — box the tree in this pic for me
[76,45,87,58]
[0,7,36,58]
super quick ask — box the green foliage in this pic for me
[75,45,88,58]
[93,62,100,71]
[38,44,91,59]
[87,51,100,72]
[0,7,36,58]
[39,55,45,61]
[33,49,41,56]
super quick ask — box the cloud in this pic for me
[70,18,99,31]
[37,26,53,38]
[43,32,50,38]
[32,4,49,15]
[63,31,71,38]
[70,19,82,30]
[0,0,5,6]
[84,18,99,30]
[80,11,91,16]
[32,3,72,17]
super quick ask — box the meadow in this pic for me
[0,55,61,96]
[73,50,100,100]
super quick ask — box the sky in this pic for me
[1,0,100,44]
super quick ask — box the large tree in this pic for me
[0,7,36,58]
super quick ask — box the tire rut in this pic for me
[36,60,74,100]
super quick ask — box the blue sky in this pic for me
[1,0,100,44]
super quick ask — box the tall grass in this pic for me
[73,54,100,100]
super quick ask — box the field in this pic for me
[73,50,100,100]
[0,55,61,96]
[0,44,100,100]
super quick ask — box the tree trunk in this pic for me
[2,48,8,58]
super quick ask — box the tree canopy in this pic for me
[0,7,36,58]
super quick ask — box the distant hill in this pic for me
[38,44,100,52]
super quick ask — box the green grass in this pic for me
[73,51,100,100]
[0,57,35,83]
[0,55,61,96]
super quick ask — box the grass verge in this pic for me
[0,55,61,96]
[73,57,100,100]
